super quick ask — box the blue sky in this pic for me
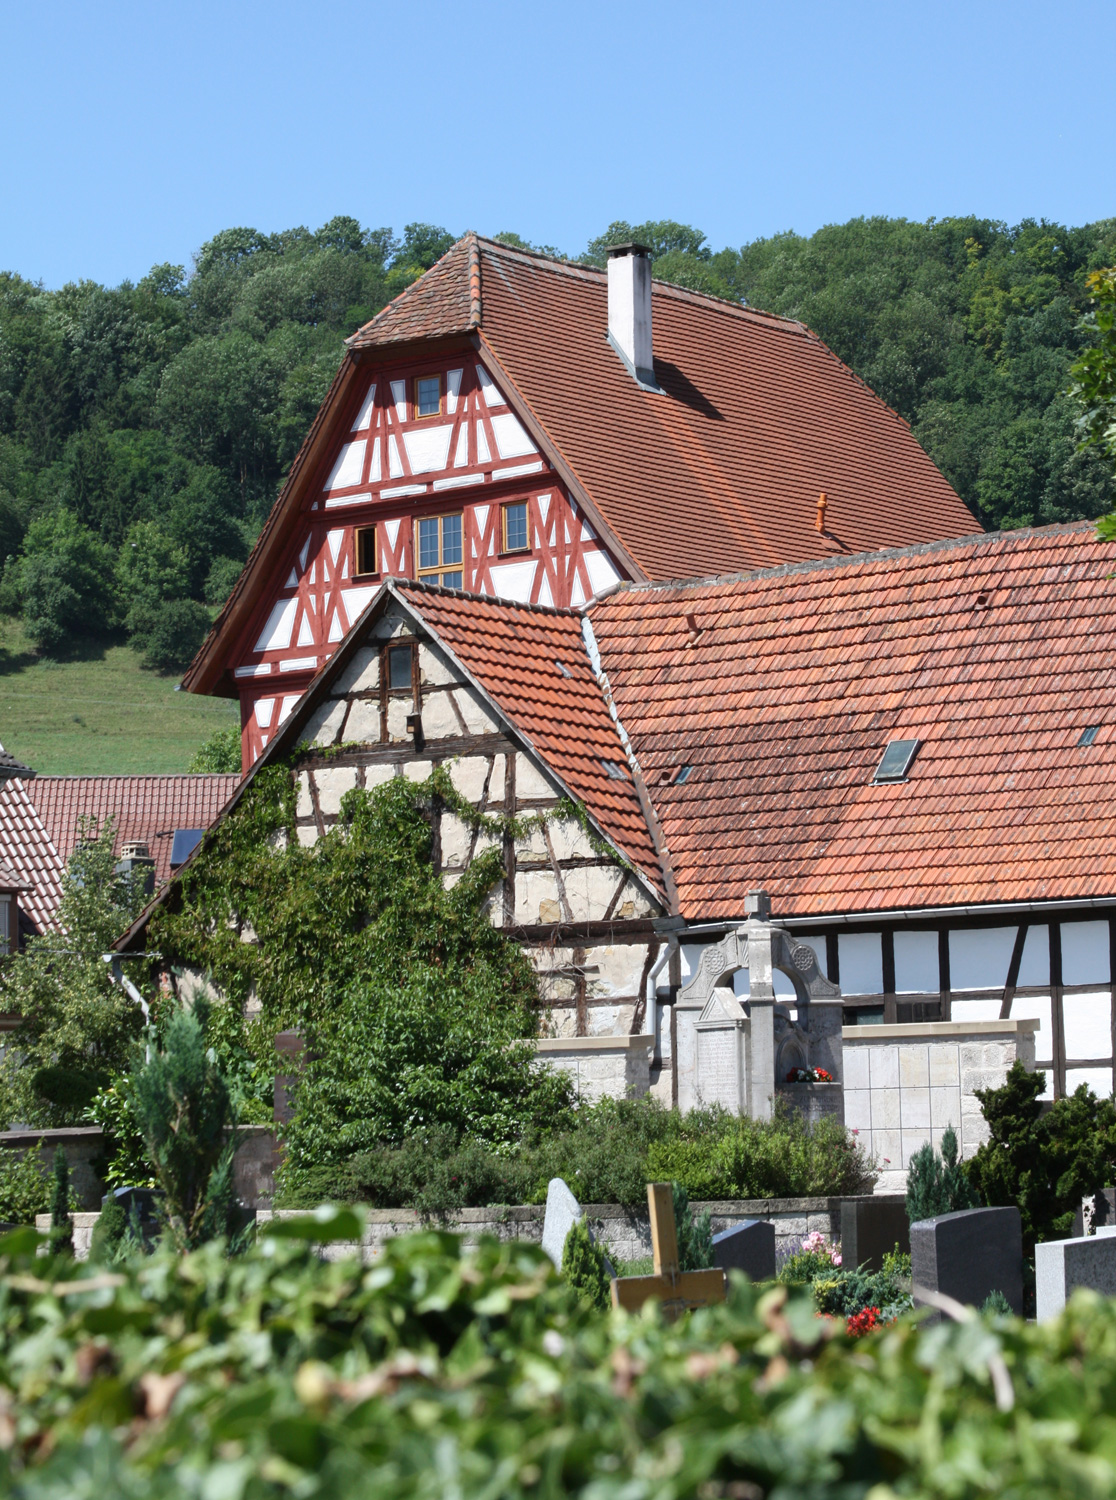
[1,0,1108,289]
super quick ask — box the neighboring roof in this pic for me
[589,520,1116,919]
[392,581,665,890]
[0,777,64,933]
[0,749,34,781]
[33,775,241,888]
[184,234,979,696]
[352,235,978,580]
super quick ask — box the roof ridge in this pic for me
[472,234,807,332]
[394,575,577,617]
[33,773,240,782]
[606,519,1101,599]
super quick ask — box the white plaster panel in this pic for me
[489,412,536,459]
[326,440,366,491]
[894,930,939,993]
[838,932,883,995]
[314,766,358,816]
[1008,992,1052,1044]
[451,687,499,735]
[299,698,347,748]
[420,692,462,741]
[475,366,504,406]
[949,998,1003,1023]
[450,755,497,805]
[296,772,313,820]
[516,869,562,924]
[386,698,412,741]
[254,597,298,653]
[418,643,457,687]
[585,943,648,1000]
[1065,1068,1114,1097]
[547,817,599,863]
[584,550,621,594]
[351,385,376,431]
[295,825,318,847]
[402,759,432,782]
[610,875,656,919]
[365,764,396,788]
[1062,921,1111,987]
[342,587,378,625]
[335,648,379,694]
[1062,992,1112,1061]
[949,925,1017,991]
[390,380,407,420]
[403,425,454,473]
[440,814,473,867]
[1018,925,1050,986]
[344,698,381,743]
[515,754,558,801]
[556,864,624,924]
[489,559,537,601]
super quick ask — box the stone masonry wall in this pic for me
[843,1018,1038,1193]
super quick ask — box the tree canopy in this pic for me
[1,212,1113,665]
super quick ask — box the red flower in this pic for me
[846,1306,883,1339]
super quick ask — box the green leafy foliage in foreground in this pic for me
[281,1097,877,1212]
[967,1061,1116,1253]
[5,1217,1116,1498]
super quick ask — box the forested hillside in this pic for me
[0,213,1113,675]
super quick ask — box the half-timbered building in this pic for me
[182,235,978,770]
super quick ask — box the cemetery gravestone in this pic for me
[541,1178,583,1269]
[910,1206,1023,1315]
[711,1220,776,1281]
[841,1196,909,1272]
[1036,1235,1116,1321]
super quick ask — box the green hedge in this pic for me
[279,1098,877,1213]
[3,1215,1116,1497]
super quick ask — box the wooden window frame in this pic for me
[354,525,378,579]
[501,500,530,555]
[416,512,464,588]
[413,372,442,421]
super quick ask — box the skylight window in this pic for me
[874,739,921,783]
[675,765,694,784]
[1079,725,1101,747]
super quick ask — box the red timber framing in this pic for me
[229,350,625,767]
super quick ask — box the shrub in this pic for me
[49,1146,73,1256]
[672,1180,713,1270]
[523,1096,680,1207]
[345,1133,533,1217]
[128,597,211,671]
[967,1060,1116,1253]
[0,1144,50,1223]
[561,1219,611,1311]
[906,1124,980,1222]
[187,723,242,772]
[88,1199,128,1264]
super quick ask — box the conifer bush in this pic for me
[905,1124,980,1223]
[561,1219,611,1311]
[48,1146,73,1256]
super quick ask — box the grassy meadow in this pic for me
[0,618,238,775]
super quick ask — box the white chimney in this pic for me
[607,243,658,389]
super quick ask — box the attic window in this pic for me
[1078,725,1101,747]
[387,642,414,692]
[354,526,377,577]
[415,374,441,418]
[874,739,921,783]
[601,760,628,780]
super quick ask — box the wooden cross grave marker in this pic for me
[610,1182,726,1320]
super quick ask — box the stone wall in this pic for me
[843,1018,1038,1193]
[535,1035,654,1102]
[256,1195,899,1263]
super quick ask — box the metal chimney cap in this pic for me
[606,242,652,259]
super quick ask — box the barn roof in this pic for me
[183,234,978,696]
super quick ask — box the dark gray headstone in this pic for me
[1036,1234,1116,1320]
[910,1207,1023,1315]
[841,1196,910,1272]
[711,1219,776,1281]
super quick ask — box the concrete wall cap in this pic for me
[536,1034,654,1053]
[843,1019,1038,1041]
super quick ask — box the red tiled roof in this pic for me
[0,776,64,934]
[352,236,979,579]
[393,581,665,893]
[590,521,1116,918]
[33,775,241,888]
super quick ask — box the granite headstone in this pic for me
[711,1219,776,1281]
[841,1196,910,1272]
[910,1206,1023,1315]
[1036,1234,1116,1321]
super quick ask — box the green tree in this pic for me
[905,1124,980,1222]
[187,724,241,773]
[129,1000,239,1250]
[1070,266,1116,510]
[0,820,152,1127]
[13,509,115,653]
[127,596,211,672]
[48,1145,73,1256]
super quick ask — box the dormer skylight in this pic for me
[874,739,921,783]
[1079,725,1101,747]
